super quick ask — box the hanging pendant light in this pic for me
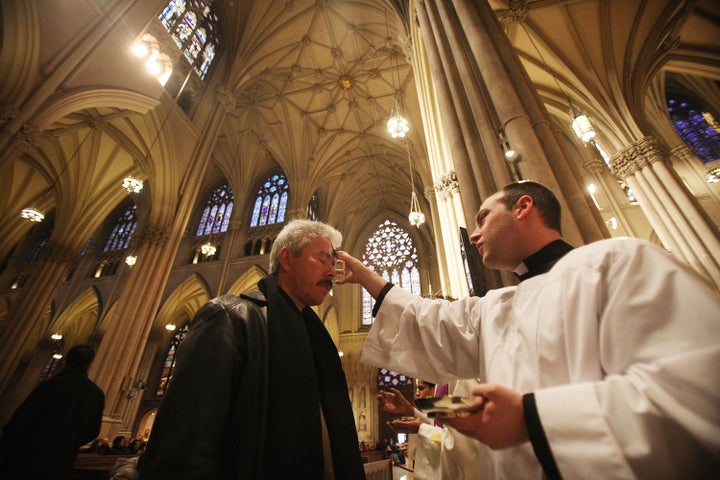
[571,112,596,143]
[408,191,425,226]
[406,143,424,227]
[388,94,410,138]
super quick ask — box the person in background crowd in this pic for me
[0,344,105,480]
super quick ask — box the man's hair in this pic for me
[269,219,342,273]
[500,181,562,233]
[65,344,96,371]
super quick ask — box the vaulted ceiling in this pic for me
[2,0,719,256]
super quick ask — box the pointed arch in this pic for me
[155,274,212,333]
[226,266,267,296]
[49,287,101,347]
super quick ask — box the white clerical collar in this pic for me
[513,262,529,278]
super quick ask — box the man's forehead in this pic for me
[477,192,505,213]
[304,236,335,255]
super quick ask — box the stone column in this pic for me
[90,227,172,424]
[91,95,231,432]
[611,136,720,289]
[432,171,469,298]
[413,0,607,247]
[582,152,638,237]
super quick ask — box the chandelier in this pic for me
[21,207,45,223]
[388,101,410,139]
[200,242,217,257]
[706,166,720,183]
[122,176,144,193]
[125,255,138,267]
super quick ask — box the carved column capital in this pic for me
[13,123,39,152]
[499,0,528,27]
[610,136,669,181]
[0,104,19,128]
[38,243,80,268]
[138,227,168,247]
[286,208,307,220]
[670,144,694,163]
[215,85,237,112]
[583,158,605,175]
[433,170,459,199]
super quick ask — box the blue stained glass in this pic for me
[259,196,271,226]
[104,205,137,252]
[204,204,218,235]
[377,368,413,387]
[268,193,280,224]
[160,0,219,80]
[196,183,234,235]
[668,95,720,164]
[159,0,185,28]
[250,197,262,227]
[361,220,419,325]
[278,191,288,222]
[196,206,210,236]
[250,174,289,228]
[307,191,319,220]
[184,11,197,30]
[221,203,233,231]
[156,325,189,395]
[411,268,421,294]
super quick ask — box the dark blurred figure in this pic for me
[109,435,130,455]
[87,437,111,454]
[0,344,105,479]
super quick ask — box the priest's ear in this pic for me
[515,194,534,220]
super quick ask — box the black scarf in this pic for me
[259,276,365,479]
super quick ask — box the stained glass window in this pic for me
[307,191,319,221]
[377,368,413,388]
[156,324,189,396]
[196,183,234,236]
[103,205,137,252]
[361,220,420,325]
[158,0,219,80]
[250,174,289,227]
[27,220,53,264]
[667,96,720,164]
[38,353,64,382]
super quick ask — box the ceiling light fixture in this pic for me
[200,242,217,257]
[385,14,409,139]
[21,208,45,223]
[498,131,516,159]
[406,142,425,227]
[122,176,144,193]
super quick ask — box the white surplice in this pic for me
[361,238,720,479]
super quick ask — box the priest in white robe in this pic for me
[337,181,720,479]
